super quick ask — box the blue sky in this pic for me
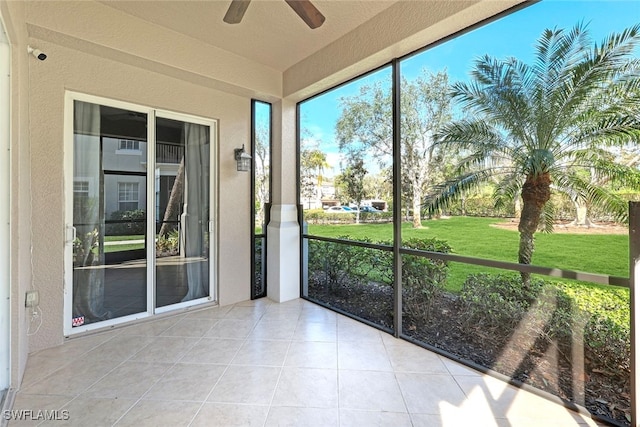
[298,0,640,176]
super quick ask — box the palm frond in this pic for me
[551,24,640,135]
[554,170,630,223]
[572,115,640,147]
[493,173,524,211]
[435,119,507,150]
[539,200,556,233]
[424,170,494,215]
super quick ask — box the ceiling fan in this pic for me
[223,0,325,29]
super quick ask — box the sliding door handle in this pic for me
[66,225,76,244]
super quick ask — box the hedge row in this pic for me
[307,236,629,394]
[460,273,629,380]
[304,209,393,224]
[306,236,450,316]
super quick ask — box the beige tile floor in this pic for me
[8,298,601,426]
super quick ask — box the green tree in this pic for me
[254,125,270,226]
[300,148,330,208]
[363,171,392,203]
[563,143,640,226]
[335,158,368,223]
[428,24,640,287]
[336,70,452,228]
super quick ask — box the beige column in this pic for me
[267,99,300,303]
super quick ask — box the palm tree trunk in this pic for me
[159,157,185,237]
[517,173,551,288]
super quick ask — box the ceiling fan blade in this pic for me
[284,0,325,29]
[223,0,251,24]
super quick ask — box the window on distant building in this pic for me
[73,180,90,219]
[118,182,139,211]
[119,139,140,151]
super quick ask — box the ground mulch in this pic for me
[308,279,630,426]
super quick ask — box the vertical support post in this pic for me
[301,221,309,298]
[250,100,257,299]
[262,202,271,298]
[631,201,640,427]
[392,58,402,337]
[267,100,300,303]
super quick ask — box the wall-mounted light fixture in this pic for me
[234,145,252,172]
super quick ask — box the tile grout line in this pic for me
[380,331,415,426]
[186,301,271,427]
[261,308,301,427]
[30,329,157,427]
[20,329,124,392]
[106,313,219,426]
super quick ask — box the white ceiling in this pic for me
[99,0,400,72]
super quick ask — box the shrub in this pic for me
[156,229,179,256]
[307,236,379,292]
[402,238,451,318]
[106,209,146,235]
[557,283,630,373]
[459,274,544,334]
[459,273,630,386]
[307,235,450,320]
[303,209,392,224]
[444,196,515,218]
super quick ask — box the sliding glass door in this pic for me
[155,115,211,310]
[64,94,216,335]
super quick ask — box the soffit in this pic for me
[98,0,400,72]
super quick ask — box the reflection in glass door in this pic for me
[70,101,148,328]
[66,94,216,334]
[155,116,211,308]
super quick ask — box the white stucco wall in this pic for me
[1,0,531,377]
[0,11,11,392]
[25,41,253,352]
[1,0,32,389]
[24,0,282,102]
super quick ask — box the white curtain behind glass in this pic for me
[72,101,110,321]
[181,122,210,301]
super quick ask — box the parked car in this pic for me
[357,206,382,213]
[326,206,355,214]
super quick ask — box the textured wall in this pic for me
[5,0,531,362]
[25,41,253,352]
[271,99,298,206]
[24,0,282,101]
[2,0,33,389]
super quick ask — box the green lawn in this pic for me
[307,216,629,291]
[104,235,145,253]
[104,243,145,253]
[105,234,145,242]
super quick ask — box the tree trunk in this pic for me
[514,196,522,220]
[517,173,551,288]
[412,182,422,228]
[159,157,185,237]
[570,200,593,227]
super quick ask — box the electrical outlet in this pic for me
[25,290,39,308]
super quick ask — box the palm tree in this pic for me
[301,149,330,207]
[427,24,640,288]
